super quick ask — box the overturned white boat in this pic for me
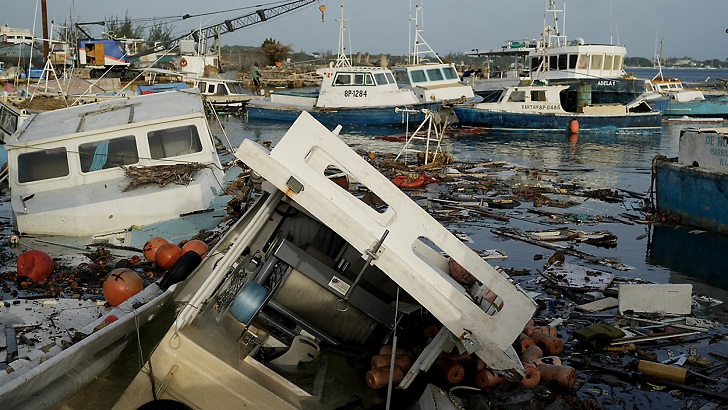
[114,111,537,409]
[5,90,225,237]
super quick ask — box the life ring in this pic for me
[180,57,188,67]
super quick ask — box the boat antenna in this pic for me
[334,0,352,67]
[653,38,664,81]
[409,1,442,65]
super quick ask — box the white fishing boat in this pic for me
[466,1,645,105]
[391,2,475,105]
[246,1,438,126]
[113,111,537,409]
[5,90,225,237]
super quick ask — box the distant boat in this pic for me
[453,82,662,132]
[246,1,438,126]
[652,127,728,233]
[0,26,43,69]
[5,90,225,237]
[465,1,646,105]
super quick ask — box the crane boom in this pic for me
[131,0,318,58]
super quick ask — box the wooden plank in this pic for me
[576,297,619,312]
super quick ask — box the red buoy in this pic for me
[569,119,579,134]
[17,250,54,284]
[103,268,144,306]
[143,237,169,262]
[155,243,183,269]
[181,239,209,256]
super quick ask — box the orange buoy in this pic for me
[520,345,544,363]
[521,362,541,387]
[569,119,579,133]
[155,243,183,269]
[537,364,577,389]
[181,239,209,256]
[366,366,404,389]
[103,268,144,306]
[143,237,169,262]
[17,250,54,284]
[475,368,507,388]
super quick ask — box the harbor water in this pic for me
[58,68,728,409]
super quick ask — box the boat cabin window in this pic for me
[549,56,558,70]
[426,68,444,81]
[591,54,603,71]
[604,55,614,72]
[443,66,459,80]
[530,90,547,102]
[530,57,542,72]
[577,54,589,70]
[198,81,207,92]
[334,74,351,85]
[230,82,245,93]
[147,125,203,159]
[558,55,568,70]
[376,72,391,85]
[17,148,69,183]
[507,90,526,102]
[568,55,578,70]
[614,55,623,71]
[385,72,395,84]
[79,136,139,173]
[0,106,19,135]
[219,84,229,95]
[410,69,427,83]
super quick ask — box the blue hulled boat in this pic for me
[453,83,662,132]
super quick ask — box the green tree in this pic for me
[147,20,174,46]
[261,38,292,66]
[105,12,145,39]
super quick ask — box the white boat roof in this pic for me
[7,91,204,147]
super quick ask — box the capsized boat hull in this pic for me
[453,106,662,132]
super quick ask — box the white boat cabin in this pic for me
[393,62,475,103]
[6,91,224,236]
[646,77,705,103]
[268,65,420,109]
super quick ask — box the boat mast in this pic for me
[409,1,442,65]
[334,0,351,67]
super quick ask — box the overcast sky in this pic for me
[6,0,728,61]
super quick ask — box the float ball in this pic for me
[17,250,54,284]
[143,237,169,262]
[103,268,144,306]
[155,243,183,269]
[181,239,209,256]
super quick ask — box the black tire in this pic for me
[158,251,202,290]
[137,400,193,410]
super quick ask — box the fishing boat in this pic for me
[465,1,646,105]
[391,2,475,105]
[0,26,43,69]
[246,2,438,126]
[652,127,728,233]
[140,68,253,114]
[0,260,198,409]
[452,82,662,132]
[639,40,728,118]
[113,111,537,409]
[5,90,225,237]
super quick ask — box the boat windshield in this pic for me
[410,69,427,83]
[79,136,139,172]
[148,125,203,159]
[17,148,70,183]
[374,72,389,85]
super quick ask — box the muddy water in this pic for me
[61,114,728,408]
